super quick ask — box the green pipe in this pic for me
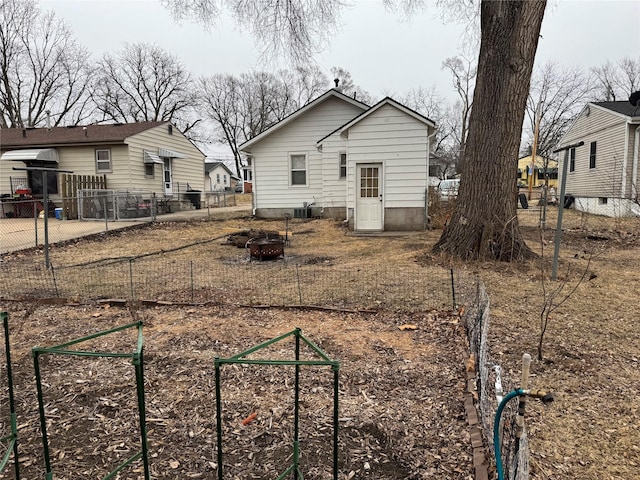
[494,389,524,480]
[294,328,301,480]
[332,366,339,480]
[215,360,223,480]
[33,351,53,477]
[2,313,19,479]
[134,349,150,480]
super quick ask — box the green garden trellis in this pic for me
[32,321,149,480]
[0,312,20,479]
[215,327,340,480]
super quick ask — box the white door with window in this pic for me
[163,158,172,195]
[355,163,383,231]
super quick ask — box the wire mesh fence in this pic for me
[0,255,457,313]
[457,274,529,480]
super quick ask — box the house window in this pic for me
[569,148,575,172]
[224,174,227,185]
[339,152,347,178]
[216,173,220,183]
[144,164,154,178]
[290,153,307,186]
[96,149,112,172]
[589,141,597,169]
[598,197,608,205]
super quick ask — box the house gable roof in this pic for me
[205,161,233,175]
[239,89,369,153]
[316,97,437,146]
[0,121,167,148]
[592,101,640,120]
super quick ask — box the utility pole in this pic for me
[528,107,540,200]
[551,141,584,280]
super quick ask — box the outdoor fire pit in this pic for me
[247,237,285,260]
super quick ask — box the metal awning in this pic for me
[1,148,59,163]
[144,150,164,164]
[158,148,186,159]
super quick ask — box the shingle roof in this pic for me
[593,101,640,118]
[0,121,166,148]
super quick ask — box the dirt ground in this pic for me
[0,210,639,480]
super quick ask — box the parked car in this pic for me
[234,183,243,193]
[438,178,460,200]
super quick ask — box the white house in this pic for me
[557,101,640,217]
[205,161,235,191]
[240,89,437,231]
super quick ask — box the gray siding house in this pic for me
[240,89,437,231]
[557,102,640,217]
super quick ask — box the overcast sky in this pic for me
[42,0,639,102]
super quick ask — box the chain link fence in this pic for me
[0,255,456,313]
[457,274,529,480]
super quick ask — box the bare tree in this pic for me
[0,0,93,128]
[92,42,199,133]
[442,55,476,170]
[162,0,345,66]
[433,0,547,261]
[524,61,594,169]
[591,57,640,102]
[330,66,373,104]
[397,86,460,178]
[199,69,328,176]
[168,0,548,262]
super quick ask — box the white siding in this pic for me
[560,107,629,198]
[251,97,366,209]
[127,125,206,193]
[345,103,430,208]
[320,133,348,211]
[0,124,205,196]
[207,165,232,191]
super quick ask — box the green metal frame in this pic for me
[32,321,149,480]
[215,327,340,480]
[0,312,20,479]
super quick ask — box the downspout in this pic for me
[425,130,437,230]
[633,125,640,202]
[344,134,350,225]
[247,155,257,216]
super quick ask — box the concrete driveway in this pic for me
[0,204,251,254]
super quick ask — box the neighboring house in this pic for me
[205,161,235,191]
[557,101,640,217]
[240,89,437,231]
[517,154,558,189]
[0,122,206,200]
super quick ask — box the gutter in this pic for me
[633,125,640,201]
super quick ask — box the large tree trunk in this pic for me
[433,0,546,261]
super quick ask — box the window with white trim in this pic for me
[339,152,347,178]
[96,149,111,172]
[290,153,307,186]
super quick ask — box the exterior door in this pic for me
[163,158,172,195]
[355,163,383,231]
